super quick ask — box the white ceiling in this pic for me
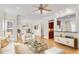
[0,4,78,20]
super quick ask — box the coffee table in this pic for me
[26,40,48,53]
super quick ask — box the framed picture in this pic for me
[7,21,13,28]
[7,20,13,33]
[34,25,38,30]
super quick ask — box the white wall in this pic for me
[33,21,40,36]
[76,8,79,48]
[40,16,55,39]
[54,14,76,32]
[5,14,17,41]
[0,10,17,41]
[17,18,42,36]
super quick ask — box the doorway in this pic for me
[48,20,54,39]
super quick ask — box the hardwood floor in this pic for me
[33,36,79,54]
[1,36,79,54]
[15,36,79,54]
[48,39,79,54]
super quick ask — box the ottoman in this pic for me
[44,47,64,54]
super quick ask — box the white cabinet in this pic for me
[55,37,77,48]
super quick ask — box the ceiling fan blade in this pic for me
[43,9,51,11]
[32,5,38,8]
[32,9,38,12]
[43,4,48,8]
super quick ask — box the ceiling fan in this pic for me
[33,4,51,14]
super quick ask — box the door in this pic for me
[49,20,54,39]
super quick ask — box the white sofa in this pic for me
[55,37,75,47]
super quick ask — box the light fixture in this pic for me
[35,10,50,14]
[33,4,51,14]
